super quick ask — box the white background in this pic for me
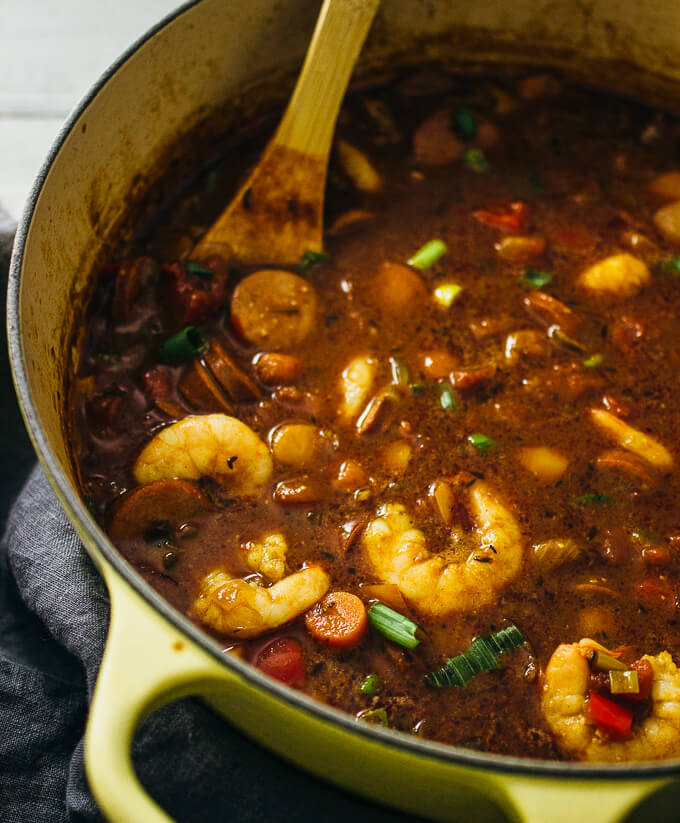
[0,0,179,218]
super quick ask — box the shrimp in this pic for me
[244,532,288,582]
[542,639,680,761]
[361,478,523,616]
[194,565,330,638]
[338,354,377,423]
[133,413,273,495]
[590,408,673,471]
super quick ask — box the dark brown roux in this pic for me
[72,69,680,759]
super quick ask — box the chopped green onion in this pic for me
[359,673,381,695]
[356,707,388,727]
[425,624,525,688]
[433,282,463,308]
[463,148,490,172]
[592,650,627,672]
[368,602,419,649]
[451,106,478,140]
[521,268,553,289]
[410,383,427,394]
[185,260,214,278]
[468,433,496,454]
[438,382,457,411]
[389,356,412,387]
[572,493,612,506]
[609,669,640,694]
[296,249,328,273]
[583,353,604,368]
[158,326,207,365]
[408,239,447,270]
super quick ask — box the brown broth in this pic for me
[72,68,680,760]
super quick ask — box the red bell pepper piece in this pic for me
[588,691,633,739]
[473,201,530,233]
[254,636,305,687]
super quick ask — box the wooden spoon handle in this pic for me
[194,0,380,265]
[275,0,381,158]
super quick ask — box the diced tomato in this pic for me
[254,636,305,687]
[163,255,229,328]
[588,691,633,739]
[587,670,611,695]
[626,659,654,703]
[473,201,530,233]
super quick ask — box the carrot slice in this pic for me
[305,591,368,650]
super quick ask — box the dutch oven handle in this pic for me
[87,564,673,823]
[85,565,235,823]
[499,771,670,823]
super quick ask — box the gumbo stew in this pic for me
[72,69,680,762]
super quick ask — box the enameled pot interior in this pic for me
[9,0,680,779]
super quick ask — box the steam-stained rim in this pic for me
[7,0,680,782]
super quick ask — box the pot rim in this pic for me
[8,0,680,782]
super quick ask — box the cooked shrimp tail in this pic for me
[542,639,680,761]
[194,565,330,638]
[133,413,273,494]
[361,478,523,616]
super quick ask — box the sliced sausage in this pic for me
[178,359,234,414]
[203,339,262,401]
[253,352,302,386]
[231,270,318,349]
[109,479,210,539]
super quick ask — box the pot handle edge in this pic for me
[85,567,234,823]
[500,773,671,823]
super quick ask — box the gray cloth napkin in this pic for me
[0,216,412,822]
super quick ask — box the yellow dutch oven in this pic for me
[9,1,680,820]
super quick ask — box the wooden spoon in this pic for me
[193,0,381,266]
